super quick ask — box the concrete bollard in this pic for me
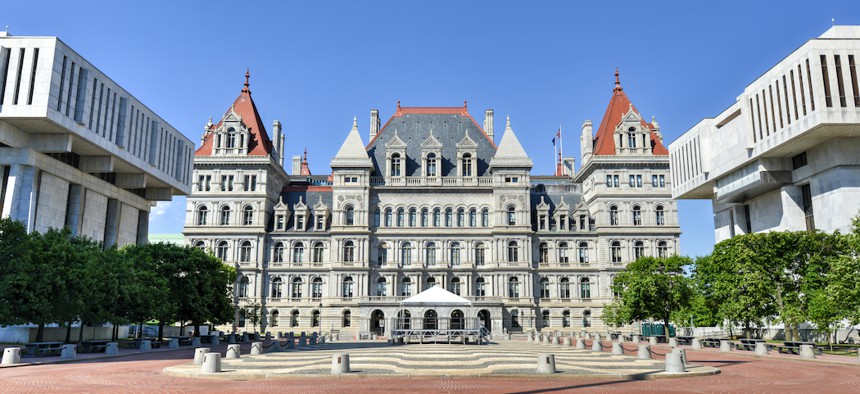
[201,352,221,373]
[211,336,220,346]
[562,337,572,346]
[227,334,236,344]
[226,344,241,359]
[310,336,317,346]
[799,345,816,359]
[665,352,685,373]
[673,348,687,367]
[331,353,350,374]
[298,337,307,347]
[637,344,651,359]
[612,342,624,355]
[594,333,601,341]
[543,335,551,344]
[506,333,512,341]
[193,347,210,364]
[105,342,119,355]
[139,340,151,352]
[536,353,556,374]
[649,337,658,346]
[755,342,769,356]
[2,347,21,365]
[286,339,295,349]
[668,338,678,348]
[591,339,602,352]
[720,340,732,352]
[575,338,586,350]
[191,337,202,347]
[265,332,272,341]
[61,344,76,360]
[250,341,263,355]
[271,341,282,352]
[241,333,249,343]
[168,338,179,349]
[632,335,640,344]
[552,336,561,345]
[692,338,701,349]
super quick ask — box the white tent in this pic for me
[400,286,471,307]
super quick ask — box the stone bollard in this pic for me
[310,336,317,346]
[637,344,651,359]
[61,344,76,360]
[286,339,295,349]
[139,340,152,352]
[673,348,687,367]
[755,342,769,356]
[536,353,556,374]
[331,353,350,374]
[265,332,272,341]
[543,335,551,344]
[192,337,202,347]
[298,337,307,347]
[271,341,282,352]
[105,342,119,355]
[575,338,586,350]
[241,333,250,343]
[668,338,678,348]
[2,347,21,365]
[594,333,601,341]
[692,338,701,349]
[552,336,561,345]
[649,337,658,346]
[591,339,602,352]
[168,338,179,349]
[506,333,512,341]
[250,341,263,355]
[201,352,222,373]
[211,336,220,346]
[563,337,572,346]
[632,335,640,344]
[226,344,241,359]
[799,344,816,359]
[612,342,624,356]
[665,352,685,373]
[227,334,236,344]
[193,347,211,364]
[720,340,732,352]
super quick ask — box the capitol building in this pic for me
[183,71,680,336]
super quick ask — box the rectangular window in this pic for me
[296,215,304,230]
[775,83,783,129]
[276,214,284,230]
[613,175,619,187]
[835,55,847,107]
[659,175,665,187]
[782,76,792,125]
[636,175,642,187]
[768,85,776,132]
[505,176,519,183]
[850,55,860,107]
[0,47,11,106]
[792,152,808,169]
[25,48,38,105]
[579,215,586,230]
[652,175,658,187]
[629,175,635,187]
[755,94,763,142]
[73,68,88,123]
[762,89,770,136]
[606,175,612,187]
[806,59,816,111]
[821,55,833,107]
[12,48,25,105]
[801,184,815,231]
[744,204,752,234]
[798,66,808,115]
[57,56,68,111]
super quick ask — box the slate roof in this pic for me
[593,70,668,156]
[529,181,584,216]
[196,71,273,157]
[279,184,334,231]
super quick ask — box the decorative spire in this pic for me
[303,147,308,162]
[463,100,468,109]
[614,68,622,92]
[242,69,250,93]
[352,116,358,129]
[506,115,511,127]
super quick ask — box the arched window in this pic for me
[445,208,453,227]
[474,242,485,266]
[609,206,619,226]
[507,241,518,262]
[562,310,571,328]
[270,310,279,327]
[237,276,249,298]
[342,310,351,327]
[312,242,324,263]
[426,277,436,289]
[433,208,441,227]
[391,153,402,177]
[451,309,464,329]
[558,242,569,263]
[273,242,284,263]
[216,241,229,261]
[560,278,571,299]
[633,241,645,260]
[291,277,302,299]
[312,310,320,327]
[226,128,236,148]
[469,209,477,227]
[538,242,549,263]
[462,153,472,177]
[450,242,461,266]
[197,206,208,225]
[271,277,283,298]
[409,208,416,227]
[658,241,669,258]
[312,277,323,300]
[632,205,642,226]
[397,208,404,227]
[425,242,436,266]
[457,208,464,227]
[243,205,254,226]
[239,241,252,262]
[421,208,428,227]
[507,206,516,225]
[345,205,355,226]
[342,276,354,298]
[424,310,438,330]
[481,208,489,227]
[426,153,437,177]
[377,244,388,266]
[220,206,231,226]
[583,310,592,327]
[373,209,380,227]
[292,242,304,263]
[376,277,387,296]
[578,242,589,263]
[451,277,461,296]
[610,241,622,263]
[542,309,550,327]
[539,277,550,299]
[580,278,591,299]
[384,208,392,227]
[401,242,412,266]
[194,240,206,250]
[508,277,520,298]
[401,277,412,296]
[627,127,637,148]
[291,309,299,327]
[656,205,665,226]
[343,241,355,262]
[475,277,486,296]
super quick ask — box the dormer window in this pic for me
[462,154,473,177]
[391,153,402,177]
[295,214,305,230]
[426,153,437,177]
[276,214,285,230]
[627,127,637,148]
[226,128,237,148]
[317,214,326,230]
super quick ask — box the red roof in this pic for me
[195,71,273,157]
[367,101,497,148]
[592,70,668,156]
[300,148,312,176]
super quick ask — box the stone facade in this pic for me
[669,26,860,242]
[185,72,679,336]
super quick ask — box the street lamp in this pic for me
[318,303,323,339]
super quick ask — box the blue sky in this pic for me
[5,1,860,257]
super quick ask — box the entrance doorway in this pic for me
[451,310,464,330]
[478,310,491,332]
[371,310,385,336]
[423,310,438,330]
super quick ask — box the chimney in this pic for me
[369,109,380,140]
[272,120,282,165]
[292,155,302,175]
[483,109,494,142]
[581,120,593,164]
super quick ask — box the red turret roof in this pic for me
[300,148,312,175]
[592,70,668,156]
[195,70,273,157]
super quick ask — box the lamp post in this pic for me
[318,303,323,339]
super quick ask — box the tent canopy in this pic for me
[400,285,472,307]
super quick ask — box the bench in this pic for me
[734,338,766,351]
[173,336,193,346]
[24,342,64,356]
[676,336,694,346]
[776,341,823,355]
[80,340,110,353]
[700,338,722,348]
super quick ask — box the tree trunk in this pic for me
[157,321,165,342]
[36,322,45,342]
[64,322,72,342]
[744,321,751,339]
[77,321,85,343]
[194,323,201,337]
[138,322,144,339]
[663,317,671,338]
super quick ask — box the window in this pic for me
[451,277,461,296]
[580,278,591,299]
[312,242,324,263]
[634,241,645,260]
[226,128,236,148]
[540,278,550,299]
[276,214,285,230]
[216,241,228,261]
[457,208,464,227]
[295,215,304,230]
[343,176,358,183]
[481,208,489,227]
[239,241,252,262]
[426,153,437,177]
[343,240,355,262]
[558,242,569,263]
[656,206,665,226]
[632,205,642,226]
[505,176,519,183]
[291,277,302,300]
[475,277,486,297]
[426,277,436,288]
[542,310,550,327]
[409,208,416,227]
[450,242,461,266]
[391,153,402,177]
[271,277,283,299]
[657,241,669,258]
[376,277,387,296]
[462,153,472,177]
[821,55,833,107]
[610,241,622,263]
[614,175,619,187]
[345,205,354,226]
[469,209,476,227]
[802,183,815,231]
[291,310,299,327]
[511,309,520,328]
[270,310,279,327]
[243,175,257,191]
[342,310,351,327]
[792,152,808,169]
[445,208,453,227]
[243,206,254,226]
[508,277,520,298]
[238,310,245,328]
[433,208,441,227]
[636,175,642,187]
[583,310,591,328]
[659,175,665,187]
[194,240,206,250]
[385,208,392,227]
[397,209,404,227]
[237,276,249,298]
[609,206,619,225]
[377,245,388,266]
[292,242,304,263]
[312,310,320,327]
[652,174,658,187]
[220,175,234,191]
[273,242,284,263]
[579,215,586,230]
[474,242,485,266]
[606,175,613,187]
[507,206,516,225]
[629,175,635,187]
[562,310,570,328]
[538,214,547,230]
[578,242,588,263]
[373,209,380,227]
[425,242,436,266]
[628,128,637,148]
[560,278,570,299]
[196,206,208,225]
[507,241,518,262]
[421,209,428,227]
[220,206,231,226]
[401,242,412,266]
[401,277,412,297]
[850,55,860,107]
[316,214,326,230]
[342,276,354,298]
[312,277,323,300]
[538,242,549,263]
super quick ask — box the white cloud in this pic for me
[150,201,172,218]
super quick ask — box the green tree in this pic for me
[600,299,630,330]
[243,300,262,333]
[612,255,693,338]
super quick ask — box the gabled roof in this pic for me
[401,285,472,306]
[195,70,273,157]
[489,116,533,168]
[592,69,668,156]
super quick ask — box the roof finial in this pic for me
[614,67,622,92]
[352,116,358,128]
[242,69,250,93]
[832,17,836,26]
[463,100,468,109]
[397,100,401,111]
[506,115,511,127]
[303,147,308,162]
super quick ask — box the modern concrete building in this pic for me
[0,32,192,245]
[670,26,860,242]
[185,71,679,337]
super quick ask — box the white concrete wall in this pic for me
[117,203,139,246]
[33,172,69,233]
[80,189,107,241]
